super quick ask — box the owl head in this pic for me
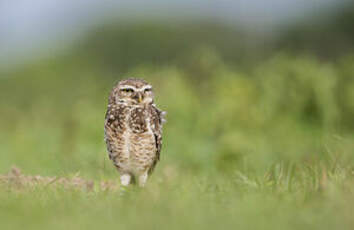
[110,78,155,106]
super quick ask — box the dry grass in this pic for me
[0,166,120,192]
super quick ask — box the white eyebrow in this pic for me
[119,85,152,92]
[120,85,137,90]
[141,85,152,90]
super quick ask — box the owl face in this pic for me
[114,79,154,106]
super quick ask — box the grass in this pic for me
[1,159,354,230]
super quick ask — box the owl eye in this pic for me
[144,88,152,93]
[121,88,134,93]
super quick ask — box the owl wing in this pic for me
[149,105,166,173]
[104,123,117,162]
[104,105,125,165]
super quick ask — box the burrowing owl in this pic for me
[104,78,165,187]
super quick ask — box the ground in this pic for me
[1,161,354,230]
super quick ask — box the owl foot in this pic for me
[138,172,148,187]
[120,174,132,186]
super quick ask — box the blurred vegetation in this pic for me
[277,2,354,58]
[1,3,354,229]
[1,42,354,177]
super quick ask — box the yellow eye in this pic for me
[121,88,133,93]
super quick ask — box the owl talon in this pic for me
[138,172,148,187]
[120,174,131,186]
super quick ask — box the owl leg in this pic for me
[138,172,148,187]
[120,173,132,186]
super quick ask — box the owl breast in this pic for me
[117,107,157,174]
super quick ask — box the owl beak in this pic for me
[136,93,143,103]
[133,92,144,103]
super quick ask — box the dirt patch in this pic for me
[0,166,120,192]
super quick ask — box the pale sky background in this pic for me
[0,0,348,68]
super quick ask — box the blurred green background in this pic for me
[1,1,354,229]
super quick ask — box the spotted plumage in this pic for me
[104,78,165,187]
